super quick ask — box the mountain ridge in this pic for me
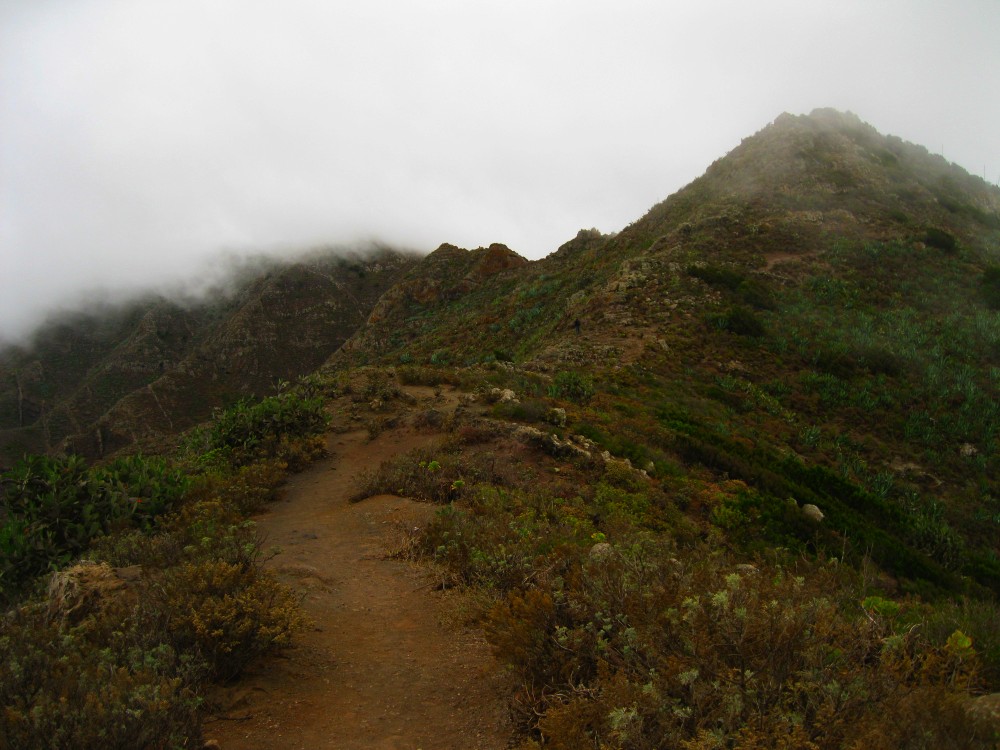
[3,108,999,466]
[0,247,419,462]
[5,108,1000,747]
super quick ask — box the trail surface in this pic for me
[207,393,508,750]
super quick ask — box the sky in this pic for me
[2,0,998,342]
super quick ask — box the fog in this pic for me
[2,0,998,342]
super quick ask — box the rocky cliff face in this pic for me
[0,248,418,463]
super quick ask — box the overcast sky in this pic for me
[2,0,998,342]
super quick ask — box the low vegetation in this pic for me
[0,388,326,748]
[4,110,1000,746]
[355,413,1000,747]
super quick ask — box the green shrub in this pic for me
[981,266,1000,310]
[686,263,745,290]
[154,559,308,681]
[105,453,190,530]
[0,610,204,749]
[710,305,766,337]
[486,546,985,748]
[492,398,551,423]
[191,391,329,467]
[0,455,131,598]
[548,371,595,404]
[397,365,460,387]
[924,227,957,252]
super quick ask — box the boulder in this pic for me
[801,503,825,523]
[589,542,614,562]
[546,407,567,427]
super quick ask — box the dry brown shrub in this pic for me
[153,559,308,682]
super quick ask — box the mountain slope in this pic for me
[0,247,418,463]
[5,109,1000,749]
[326,108,1000,596]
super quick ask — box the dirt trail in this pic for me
[207,391,508,750]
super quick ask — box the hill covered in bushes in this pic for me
[4,108,1000,747]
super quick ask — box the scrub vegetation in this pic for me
[0,388,324,747]
[3,109,1000,747]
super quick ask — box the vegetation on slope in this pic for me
[352,370,999,747]
[4,108,1000,747]
[0,385,327,748]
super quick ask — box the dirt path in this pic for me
[206,399,509,749]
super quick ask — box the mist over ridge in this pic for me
[3,2,997,343]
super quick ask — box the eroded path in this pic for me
[207,396,508,749]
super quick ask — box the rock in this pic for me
[801,504,825,523]
[546,407,567,427]
[589,542,614,562]
[960,443,978,457]
[513,426,592,461]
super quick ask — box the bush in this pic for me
[353,447,468,505]
[153,559,308,681]
[0,455,131,598]
[982,266,1000,310]
[492,398,551,423]
[548,371,596,404]
[486,546,986,748]
[686,263,745,290]
[191,391,329,467]
[710,306,767,337]
[925,227,958,252]
[397,365,460,387]
[0,612,204,748]
[105,453,190,530]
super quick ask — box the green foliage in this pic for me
[982,266,1000,310]
[396,364,460,387]
[1,452,310,748]
[924,226,958,252]
[354,447,469,504]
[105,453,190,530]
[0,610,204,749]
[0,455,130,598]
[709,305,767,337]
[686,263,744,290]
[548,371,596,404]
[484,538,986,748]
[190,390,329,467]
[154,558,308,681]
[492,398,551,423]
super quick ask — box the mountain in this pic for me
[5,107,1000,591]
[6,108,1000,747]
[0,247,418,463]
[323,108,1000,594]
[333,109,1000,370]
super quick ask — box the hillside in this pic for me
[0,247,418,464]
[321,109,1000,595]
[4,109,1000,748]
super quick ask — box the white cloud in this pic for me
[2,0,999,340]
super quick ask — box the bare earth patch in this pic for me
[206,399,509,749]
